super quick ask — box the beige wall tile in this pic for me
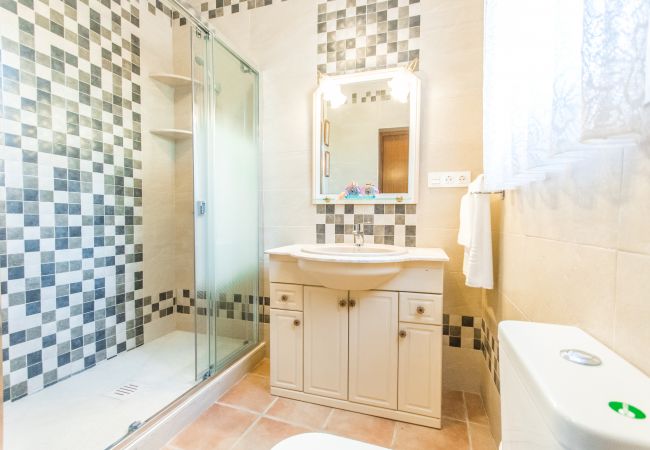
[518,150,623,248]
[479,361,501,444]
[619,146,650,255]
[614,251,650,374]
[443,346,483,393]
[443,271,483,317]
[512,236,617,346]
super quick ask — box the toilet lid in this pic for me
[272,432,388,450]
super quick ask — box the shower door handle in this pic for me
[197,201,207,215]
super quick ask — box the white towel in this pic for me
[458,175,493,289]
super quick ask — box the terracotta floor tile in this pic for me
[219,374,275,413]
[442,390,467,421]
[393,419,470,450]
[469,422,498,450]
[232,417,310,450]
[266,397,332,429]
[251,358,270,377]
[168,403,257,450]
[464,392,489,426]
[323,409,395,447]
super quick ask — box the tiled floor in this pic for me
[166,359,498,450]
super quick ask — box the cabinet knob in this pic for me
[293,319,301,326]
[349,299,357,307]
[339,299,347,307]
[399,330,407,338]
[416,305,425,315]
[280,294,288,302]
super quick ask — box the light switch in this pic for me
[427,171,471,188]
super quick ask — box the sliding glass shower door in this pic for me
[193,37,260,378]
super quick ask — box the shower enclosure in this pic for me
[0,0,260,448]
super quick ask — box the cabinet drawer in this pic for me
[270,283,304,311]
[399,292,442,325]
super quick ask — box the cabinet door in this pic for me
[303,286,348,400]
[270,308,303,391]
[349,290,398,409]
[398,322,442,417]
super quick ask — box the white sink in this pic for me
[301,244,408,257]
[294,244,408,290]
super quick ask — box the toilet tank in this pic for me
[499,321,650,450]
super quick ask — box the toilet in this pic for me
[499,321,650,450]
[272,433,387,449]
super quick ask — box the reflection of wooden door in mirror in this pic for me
[379,128,409,193]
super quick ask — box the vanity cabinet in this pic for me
[266,245,447,429]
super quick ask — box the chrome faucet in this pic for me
[353,223,364,247]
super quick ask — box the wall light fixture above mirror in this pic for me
[313,66,421,204]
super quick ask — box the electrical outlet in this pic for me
[428,171,471,188]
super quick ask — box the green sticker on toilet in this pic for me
[609,402,646,420]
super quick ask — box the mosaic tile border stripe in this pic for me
[481,320,500,391]
[316,204,416,246]
[349,89,391,104]
[442,314,482,351]
[176,289,270,323]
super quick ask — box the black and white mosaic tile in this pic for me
[443,314,482,351]
[481,320,500,391]
[349,89,391,104]
[198,0,289,19]
[176,289,269,323]
[316,203,416,246]
[0,0,144,402]
[317,0,421,75]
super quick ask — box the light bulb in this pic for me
[320,78,347,108]
[329,90,347,108]
[389,70,411,103]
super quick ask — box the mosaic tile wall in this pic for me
[0,0,145,401]
[443,314,482,351]
[316,203,416,246]
[481,320,500,391]
[198,0,288,19]
[317,0,421,75]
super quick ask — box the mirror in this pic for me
[313,68,420,204]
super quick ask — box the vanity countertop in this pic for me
[266,244,449,263]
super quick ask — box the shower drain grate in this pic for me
[108,383,141,400]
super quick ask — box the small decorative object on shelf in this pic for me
[338,181,379,200]
[363,183,379,196]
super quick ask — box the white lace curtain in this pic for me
[483,0,650,191]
